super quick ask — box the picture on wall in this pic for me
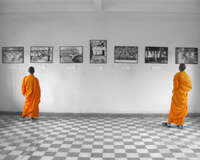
[60,46,83,63]
[90,40,107,63]
[175,47,198,64]
[145,46,168,64]
[114,46,138,63]
[30,46,53,63]
[2,47,24,63]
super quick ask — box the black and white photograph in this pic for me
[145,46,168,64]
[2,47,24,63]
[90,40,107,63]
[175,47,198,64]
[60,46,83,63]
[114,46,138,63]
[30,46,53,63]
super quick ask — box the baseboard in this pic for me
[187,113,200,117]
[0,111,199,117]
[0,111,22,115]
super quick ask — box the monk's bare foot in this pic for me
[19,117,25,121]
[162,122,171,128]
[31,118,37,122]
[177,125,183,129]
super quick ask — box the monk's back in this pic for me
[176,71,192,93]
[23,74,40,101]
[21,66,41,119]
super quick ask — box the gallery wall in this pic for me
[0,12,200,113]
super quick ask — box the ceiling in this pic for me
[0,0,199,14]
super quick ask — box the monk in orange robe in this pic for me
[21,66,41,120]
[162,63,192,129]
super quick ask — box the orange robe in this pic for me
[22,74,41,118]
[168,71,192,125]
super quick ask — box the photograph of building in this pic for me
[30,46,53,63]
[60,46,83,63]
[114,46,138,63]
[176,47,198,64]
[2,47,24,63]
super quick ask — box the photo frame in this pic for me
[2,47,24,63]
[175,47,198,64]
[114,46,138,63]
[145,46,168,64]
[30,46,53,63]
[90,40,107,64]
[60,46,83,63]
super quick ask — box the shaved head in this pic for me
[179,63,186,72]
[28,66,35,74]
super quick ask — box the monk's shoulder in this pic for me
[180,71,188,77]
[34,76,40,82]
[178,71,191,80]
[184,71,190,76]
[174,72,180,78]
[35,76,39,80]
[183,72,191,79]
[23,75,28,80]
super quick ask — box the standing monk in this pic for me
[162,64,192,129]
[21,66,41,120]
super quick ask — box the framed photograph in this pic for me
[60,46,83,63]
[114,46,138,63]
[30,46,53,63]
[90,40,107,64]
[175,47,198,64]
[2,47,24,63]
[145,46,168,64]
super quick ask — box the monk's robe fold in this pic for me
[22,74,41,118]
[168,71,192,125]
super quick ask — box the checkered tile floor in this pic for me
[0,115,200,160]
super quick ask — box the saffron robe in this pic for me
[22,74,41,118]
[168,71,192,125]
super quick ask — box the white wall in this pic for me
[0,12,200,113]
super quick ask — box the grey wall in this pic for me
[0,12,200,113]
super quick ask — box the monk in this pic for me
[21,66,41,121]
[162,63,192,129]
